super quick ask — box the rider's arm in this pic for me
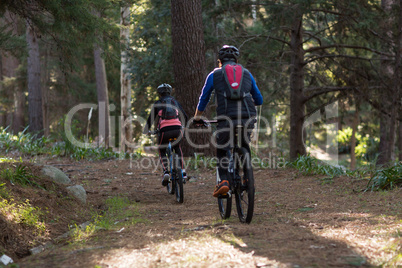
[143,103,159,134]
[177,101,188,124]
[195,71,214,119]
[249,73,263,106]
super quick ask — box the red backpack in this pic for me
[222,63,245,100]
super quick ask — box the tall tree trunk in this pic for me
[171,0,211,156]
[399,121,402,161]
[350,104,359,170]
[120,3,132,153]
[0,50,3,128]
[289,11,306,160]
[13,90,25,133]
[2,10,25,133]
[42,43,50,136]
[26,20,43,136]
[397,0,402,162]
[377,0,398,165]
[94,44,110,148]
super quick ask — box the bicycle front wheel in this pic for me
[175,168,184,203]
[234,147,255,223]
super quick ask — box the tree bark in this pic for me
[377,0,398,165]
[350,104,359,170]
[94,44,110,148]
[399,121,402,161]
[93,9,110,148]
[397,0,402,161]
[26,20,43,136]
[289,10,306,160]
[171,0,212,156]
[2,10,25,133]
[42,42,50,137]
[120,3,132,153]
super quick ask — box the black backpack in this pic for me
[160,97,179,120]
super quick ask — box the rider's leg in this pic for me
[158,130,171,186]
[171,128,187,179]
[214,129,231,197]
[158,131,169,173]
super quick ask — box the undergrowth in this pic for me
[0,164,44,189]
[0,126,140,161]
[68,196,144,244]
[366,163,402,191]
[0,197,46,235]
[287,155,401,191]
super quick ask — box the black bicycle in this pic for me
[201,120,255,223]
[151,131,184,203]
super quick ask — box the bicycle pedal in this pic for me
[218,192,231,198]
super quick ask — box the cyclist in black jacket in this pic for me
[144,83,188,186]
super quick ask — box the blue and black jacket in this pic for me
[197,65,263,119]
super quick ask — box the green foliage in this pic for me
[288,156,401,192]
[0,183,9,199]
[130,0,174,121]
[69,223,97,244]
[0,126,127,161]
[355,135,379,161]
[336,128,379,162]
[337,127,356,153]
[366,163,402,191]
[0,198,45,234]
[0,164,43,189]
[286,155,346,181]
[95,196,141,229]
[68,196,141,244]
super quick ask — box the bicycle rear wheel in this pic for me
[166,150,175,194]
[175,168,184,203]
[234,147,255,223]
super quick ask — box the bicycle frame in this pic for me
[206,120,255,223]
[151,131,184,203]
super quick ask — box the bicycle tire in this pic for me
[167,179,175,194]
[218,194,232,219]
[166,150,175,195]
[175,168,184,203]
[234,147,255,223]
[217,167,232,219]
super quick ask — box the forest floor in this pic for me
[1,154,401,268]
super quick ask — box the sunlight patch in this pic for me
[95,234,281,268]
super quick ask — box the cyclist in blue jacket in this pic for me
[194,45,263,197]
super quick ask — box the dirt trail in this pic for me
[12,158,402,267]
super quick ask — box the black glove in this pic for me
[192,119,209,128]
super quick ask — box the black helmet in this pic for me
[218,45,239,61]
[157,83,172,95]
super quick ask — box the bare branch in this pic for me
[303,86,353,103]
[310,8,344,16]
[304,54,382,64]
[230,35,291,46]
[303,95,344,119]
[305,44,393,57]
